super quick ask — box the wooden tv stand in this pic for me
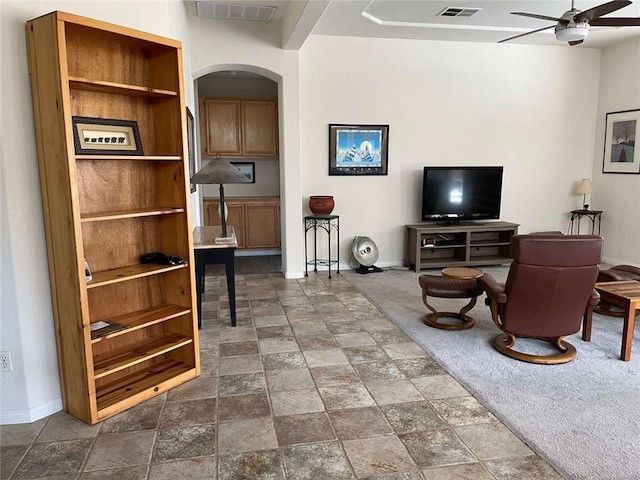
[405,221,519,272]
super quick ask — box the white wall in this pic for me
[591,38,640,266]
[300,36,602,266]
[0,0,193,424]
[198,76,278,98]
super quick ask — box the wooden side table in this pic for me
[584,281,640,361]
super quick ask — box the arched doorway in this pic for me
[193,65,284,274]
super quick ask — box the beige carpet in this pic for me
[344,267,640,480]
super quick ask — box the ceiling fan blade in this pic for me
[574,0,632,22]
[589,17,640,25]
[511,12,563,22]
[569,40,585,46]
[498,25,556,43]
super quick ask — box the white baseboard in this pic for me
[284,271,305,279]
[0,397,63,425]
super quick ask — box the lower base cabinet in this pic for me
[204,196,280,249]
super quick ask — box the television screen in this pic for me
[421,166,503,223]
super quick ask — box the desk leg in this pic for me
[621,300,636,361]
[195,253,205,330]
[304,222,309,277]
[313,224,318,273]
[327,227,332,279]
[581,304,592,342]
[225,251,237,327]
[336,217,340,274]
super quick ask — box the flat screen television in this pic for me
[421,166,503,224]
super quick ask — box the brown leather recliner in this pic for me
[480,235,603,364]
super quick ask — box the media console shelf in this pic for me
[405,222,519,272]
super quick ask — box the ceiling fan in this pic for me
[499,0,640,46]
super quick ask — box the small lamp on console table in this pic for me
[191,157,251,243]
[575,178,593,210]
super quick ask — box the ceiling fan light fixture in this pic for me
[555,22,590,42]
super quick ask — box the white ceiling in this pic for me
[190,0,640,48]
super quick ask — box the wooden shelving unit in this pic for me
[26,11,199,424]
[405,222,519,272]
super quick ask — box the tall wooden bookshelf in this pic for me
[26,11,199,424]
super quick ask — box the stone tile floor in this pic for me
[1,273,562,480]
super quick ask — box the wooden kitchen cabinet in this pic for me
[245,203,280,248]
[241,100,278,157]
[200,99,241,156]
[205,201,245,247]
[200,98,278,159]
[204,196,280,249]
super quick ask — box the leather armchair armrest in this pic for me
[479,274,507,304]
[589,289,600,306]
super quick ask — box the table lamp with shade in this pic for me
[575,178,593,210]
[190,157,252,243]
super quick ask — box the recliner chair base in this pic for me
[492,333,577,364]
[423,310,475,330]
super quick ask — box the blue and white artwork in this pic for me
[335,129,383,168]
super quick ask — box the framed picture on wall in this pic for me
[231,162,255,183]
[602,108,640,174]
[329,124,389,176]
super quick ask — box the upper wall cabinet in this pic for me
[26,11,199,424]
[200,97,278,159]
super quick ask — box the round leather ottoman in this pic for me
[418,275,484,330]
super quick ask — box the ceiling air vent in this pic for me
[437,7,482,18]
[195,2,276,21]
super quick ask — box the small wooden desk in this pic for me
[587,281,640,361]
[193,226,237,328]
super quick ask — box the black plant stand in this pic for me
[304,215,340,278]
[568,210,602,235]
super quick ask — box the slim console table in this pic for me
[305,215,340,278]
[193,226,237,328]
[568,210,602,235]
[405,221,519,272]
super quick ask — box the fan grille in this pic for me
[437,7,482,18]
[195,2,276,21]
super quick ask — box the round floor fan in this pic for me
[351,236,384,274]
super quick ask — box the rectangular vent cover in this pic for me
[195,2,276,21]
[437,7,482,17]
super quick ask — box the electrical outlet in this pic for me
[0,352,13,372]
